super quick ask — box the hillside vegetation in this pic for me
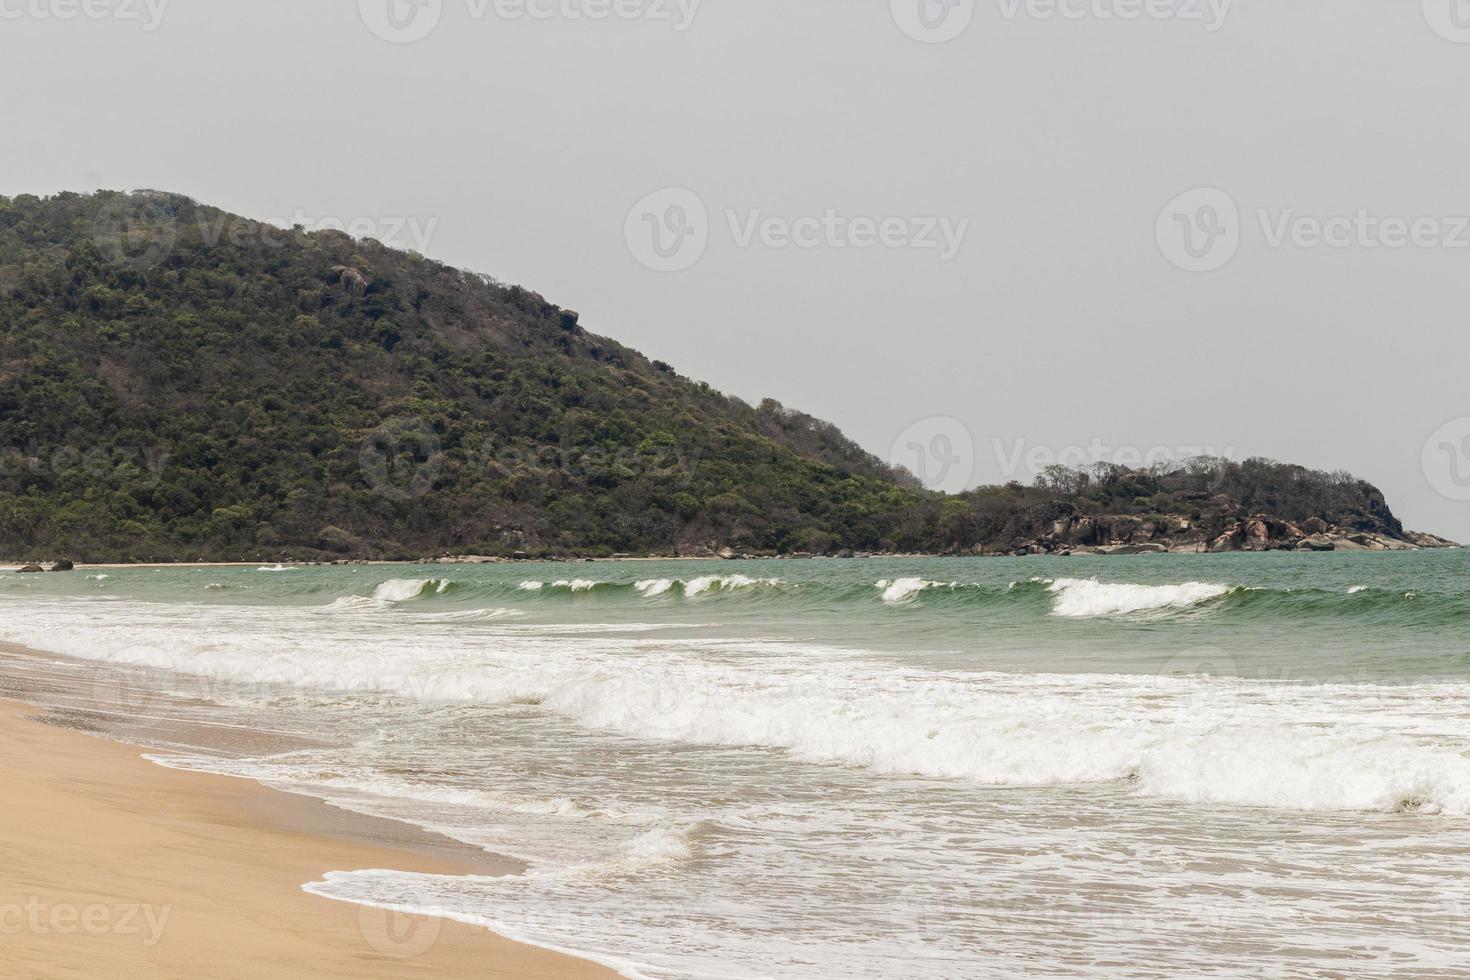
[0,191,1450,561]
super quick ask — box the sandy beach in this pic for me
[0,696,616,980]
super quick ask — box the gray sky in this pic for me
[4,0,1469,540]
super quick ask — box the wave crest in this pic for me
[1044,578,1230,617]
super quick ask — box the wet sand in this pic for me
[0,696,619,979]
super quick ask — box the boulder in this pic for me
[1296,534,1336,552]
[1244,518,1271,549]
[17,564,43,573]
[1109,542,1169,555]
[1404,530,1460,549]
[48,559,75,572]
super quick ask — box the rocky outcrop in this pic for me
[1404,530,1460,549]
[17,564,43,573]
[48,559,75,571]
[1006,511,1457,558]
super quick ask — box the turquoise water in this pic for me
[1,551,1468,977]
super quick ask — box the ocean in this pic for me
[1,551,1468,978]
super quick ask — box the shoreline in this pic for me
[2,541,1460,574]
[0,687,621,979]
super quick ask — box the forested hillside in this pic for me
[0,191,1450,561]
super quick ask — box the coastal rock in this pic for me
[1403,530,1460,549]
[48,559,75,571]
[1106,543,1169,555]
[1244,518,1271,549]
[17,564,43,573]
[1296,534,1336,552]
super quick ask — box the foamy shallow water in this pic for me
[2,552,1469,977]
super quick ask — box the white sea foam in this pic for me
[148,757,622,822]
[321,595,392,612]
[370,578,448,602]
[1349,585,1369,594]
[633,576,782,598]
[875,578,954,603]
[9,596,1470,817]
[1045,577,1230,617]
[682,575,781,597]
[255,564,295,572]
[518,581,544,591]
[634,578,674,597]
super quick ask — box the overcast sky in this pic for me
[3,0,1469,540]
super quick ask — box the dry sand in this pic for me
[0,698,618,979]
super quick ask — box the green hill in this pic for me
[0,191,1450,561]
